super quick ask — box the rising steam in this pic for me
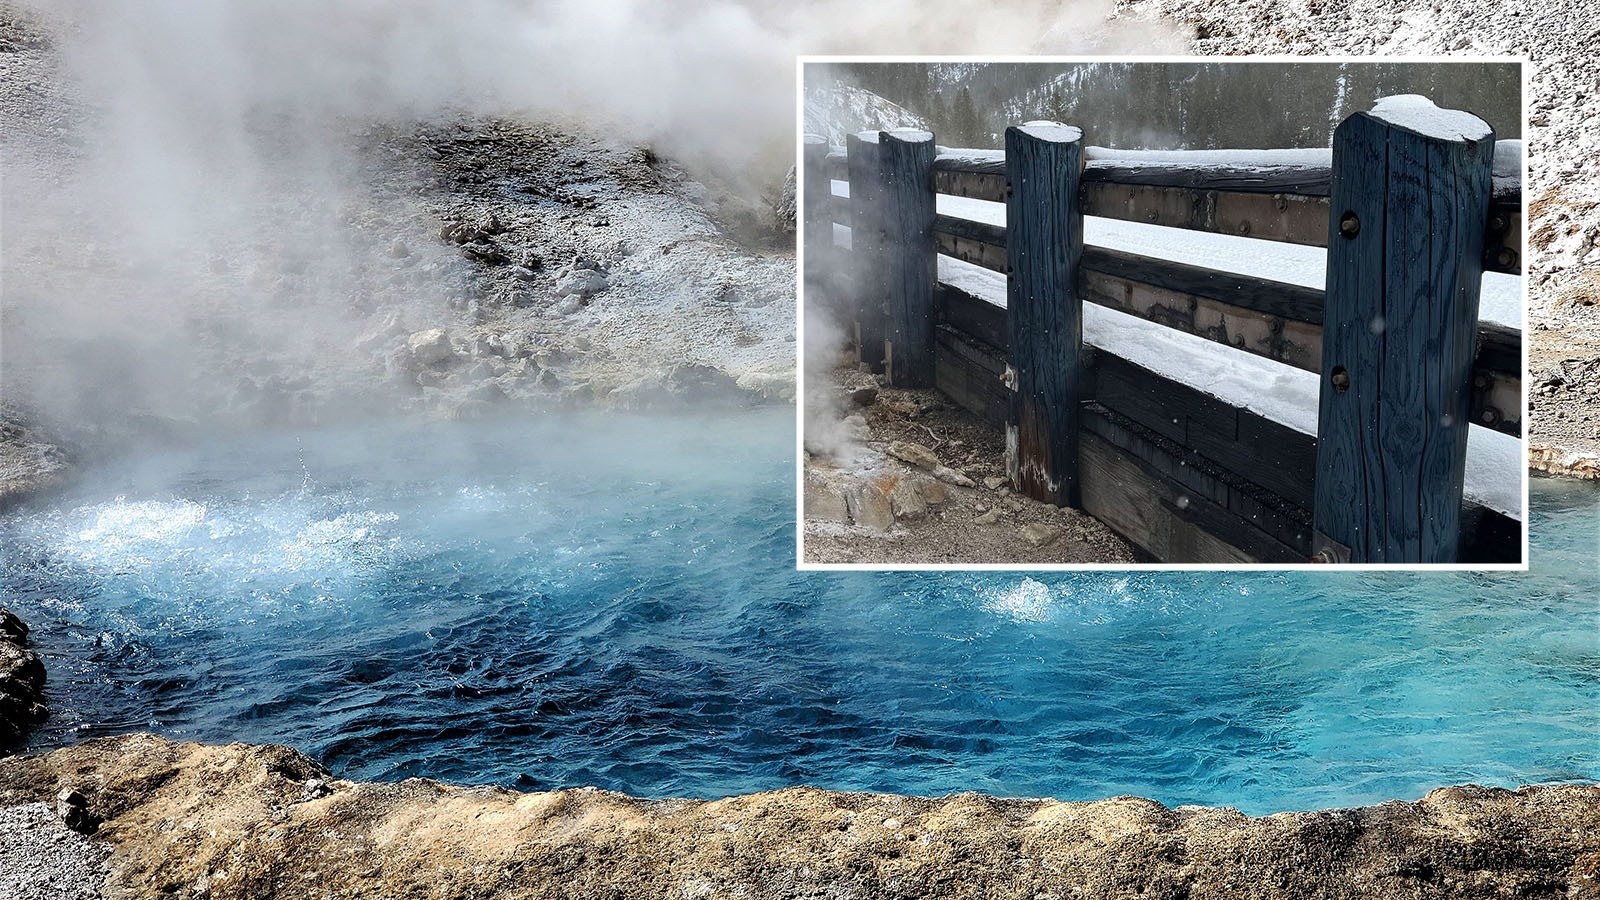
[1,0,1185,446]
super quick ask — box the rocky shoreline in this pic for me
[0,609,47,752]
[0,733,1592,900]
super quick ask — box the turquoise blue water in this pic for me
[1,409,1594,814]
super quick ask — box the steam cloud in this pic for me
[1,0,1185,445]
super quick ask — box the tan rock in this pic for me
[889,477,929,519]
[846,481,894,531]
[886,441,940,471]
[803,472,849,523]
[1020,523,1062,548]
[933,465,976,488]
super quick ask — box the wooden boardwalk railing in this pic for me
[804,95,1523,565]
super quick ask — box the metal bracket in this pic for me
[1310,530,1352,564]
[1001,364,1018,392]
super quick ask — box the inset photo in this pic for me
[798,59,1527,568]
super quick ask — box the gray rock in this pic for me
[1020,523,1062,548]
[558,270,609,299]
[406,329,453,367]
[849,387,879,407]
[974,508,1001,526]
[0,609,27,644]
[0,609,46,750]
[983,475,1008,491]
[55,790,98,835]
[299,779,333,803]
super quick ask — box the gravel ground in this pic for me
[0,803,107,900]
[803,367,1139,565]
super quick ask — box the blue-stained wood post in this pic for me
[1005,122,1084,508]
[845,132,887,372]
[845,129,935,381]
[801,134,830,299]
[876,130,936,387]
[1313,96,1495,563]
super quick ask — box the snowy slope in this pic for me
[803,86,930,146]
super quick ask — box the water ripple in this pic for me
[1,412,1596,814]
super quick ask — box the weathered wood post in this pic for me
[1005,122,1084,508]
[801,134,830,299]
[876,130,936,387]
[845,131,887,372]
[1313,96,1495,563]
[845,129,935,381]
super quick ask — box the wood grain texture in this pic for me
[933,216,1008,274]
[1313,108,1496,563]
[1005,123,1084,507]
[1083,246,1326,325]
[1080,182,1330,248]
[932,168,1008,203]
[934,326,1010,427]
[1085,352,1317,511]
[845,133,887,372]
[934,283,1008,351]
[1082,158,1333,195]
[878,131,937,387]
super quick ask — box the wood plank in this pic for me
[1079,266,1324,373]
[1085,352,1318,510]
[933,215,1008,273]
[878,130,937,388]
[934,284,1008,351]
[1079,426,1295,564]
[933,169,1008,203]
[1082,246,1326,325]
[1081,182,1330,247]
[1005,122,1084,507]
[1313,103,1495,563]
[934,327,1009,427]
[1081,158,1332,196]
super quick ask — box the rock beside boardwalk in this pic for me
[0,608,46,750]
[0,734,1596,900]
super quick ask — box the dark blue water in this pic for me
[1,409,1595,814]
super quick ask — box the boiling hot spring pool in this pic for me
[1,409,1595,814]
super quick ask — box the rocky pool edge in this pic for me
[0,733,1595,899]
